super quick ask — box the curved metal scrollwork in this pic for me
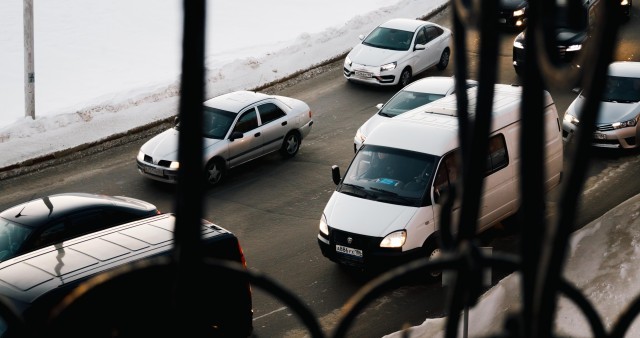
[2,0,633,337]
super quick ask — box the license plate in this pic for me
[144,166,164,176]
[355,71,372,78]
[336,245,363,258]
[593,132,606,140]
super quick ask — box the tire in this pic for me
[280,131,301,158]
[204,158,225,186]
[398,68,412,88]
[423,236,442,282]
[437,48,450,70]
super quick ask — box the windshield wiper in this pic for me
[339,183,370,198]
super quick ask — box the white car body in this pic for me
[353,76,478,151]
[343,18,452,87]
[562,61,640,149]
[137,90,313,185]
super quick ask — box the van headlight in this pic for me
[380,62,397,72]
[319,214,329,236]
[564,113,579,125]
[380,230,406,248]
[513,8,525,16]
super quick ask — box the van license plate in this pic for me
[336,245,363,258]
[593,132,606,140]
[355,71,372,78]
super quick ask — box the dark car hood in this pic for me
[500,0,527,10]
[515,28,586,45]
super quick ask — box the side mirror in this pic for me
[414,44,426,51]
[229,131,244,142]
[375,103,384,110]
[331,165,341,185]
[174,116,180,125]
[358,34,365,41]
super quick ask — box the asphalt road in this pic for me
[1,4,640,338]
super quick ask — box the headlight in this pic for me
[345,56,352,67]
[355,129,366,144]
[513,8,525,16]
[513,41,524,49]
[613,116,638,129]
[319,214,329,236]
[621,0,629,5]
[564,113,579,125]
[380,230,406,248]
[137,151,145,162]
[169,161,180,169]
[566,44,582,52]
[380,62,397,72]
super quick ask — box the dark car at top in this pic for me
[497,0,528,31]
[0,193,160,262]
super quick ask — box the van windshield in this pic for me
[338,145,438,207]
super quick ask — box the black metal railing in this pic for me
[0,0,631,337]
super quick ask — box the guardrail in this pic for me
[0,0,630,337]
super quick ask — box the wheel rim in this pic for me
[440,51,449,67]
[428,247,442,277]
[286,135,299,154]
[400,70,411,87]
[206,162,222,184]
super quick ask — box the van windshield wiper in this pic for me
[339,183,371,198]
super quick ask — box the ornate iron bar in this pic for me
[0,0,632,337]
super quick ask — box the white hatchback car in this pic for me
[137,90,313,186]
[353,76,478,151]
[343,18,452,88]
[562,61,640,149]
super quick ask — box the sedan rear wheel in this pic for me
[280,132,301,158]
[437,48,450,70]
[205,159,224,186]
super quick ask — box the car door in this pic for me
[421,25,446,70]
[256,101,289,155]
[227,107,265,168]
[412,26,431,74]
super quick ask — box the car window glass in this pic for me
[415,28,427,45]
[0,220,32,260]
[67,210,119,239]
[257,102,286,125]
[233,108,259,134]
[485,134,508,174]
[38,222,66,248]
[363,27,413,51]
[380,91,445,117]
[202,107,236,139]
[433,151,458,202]
[425,26,441,44]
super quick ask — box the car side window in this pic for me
[37,221,66,248]
[257,103,286,125]
[485,134,508,175]
[433,152,458,202]
[415,27,427,45]
[425,26,441,44]
[233,108,259,134]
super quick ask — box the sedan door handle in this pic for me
[254,132,261,137]
[281,121,287,126]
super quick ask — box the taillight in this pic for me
[309,110,313,118]
[237,242,247,269]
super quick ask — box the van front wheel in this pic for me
[423,237,442,282]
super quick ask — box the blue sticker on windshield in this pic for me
[377,178,399,186]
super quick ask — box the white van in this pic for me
[317,84,563,273]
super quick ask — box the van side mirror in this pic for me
[174,116,180,125]
[229,131,244,142]
[331,165,341,185]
